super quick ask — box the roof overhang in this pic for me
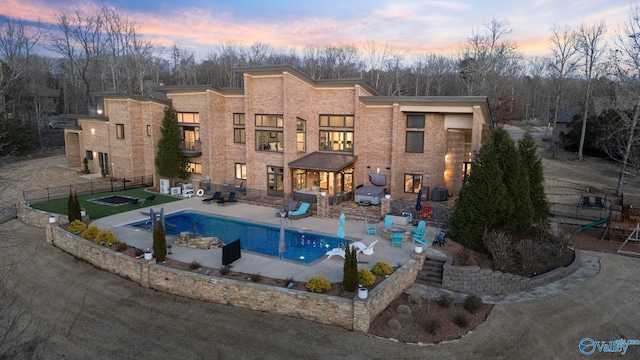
[288,151,357,172]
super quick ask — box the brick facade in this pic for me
[64,66,492,202]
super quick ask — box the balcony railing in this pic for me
[181,140,202,157]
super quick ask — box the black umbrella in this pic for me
[415,189,422,213]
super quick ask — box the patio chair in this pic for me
[325,247,346,259]
[391,233,403,248]
[352,240,378,256]
[202,191,222,204]
[217,192,237,206]
[384,215,393,229]
[288,203,311,219]
[364,218,377,235]
[412,229,428,246]
[411,220,426,236]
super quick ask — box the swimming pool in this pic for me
[131,211,349,264]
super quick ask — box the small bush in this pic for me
[452,313,469,328]
[463,294,483,314]
[424,318,441,335]
[358,268,376,287]
[436,293,454,308]
[457,246,474,266]
[219,266,230,275]
[250,273,262,283]
[482,230,514,271]
[371,262,393,276]
[69,220,87,234]
[516,238,540,269]
[81,225,101,241]
[116,242,128,252]
[134,248,144,257]
[306,275,331,293]
[95,229,118,246]
[189,261,202,270]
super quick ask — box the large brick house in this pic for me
[63,65,492,203]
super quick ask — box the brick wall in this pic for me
[441,250,581,295]
[44,223,424,333]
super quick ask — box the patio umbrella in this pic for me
[415,189,422,213]
[337,213,346,239]
[278,213,286,257]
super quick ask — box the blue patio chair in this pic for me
[384,215,393,229]
[391,232,403,248]
[411,220,426,236]
[412,229,428,246]
[364,218,377,235]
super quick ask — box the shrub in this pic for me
[550,225,577,258]
[306,276,331,293]
[81,225,101,241]
[482,230,514,271]
[424,318,441,335]
[358,268,376,287]
[83,157,90,174]
[436,293,454,308]
[189,261,201,270]
[219,266,230,275]
[516,238,540,269]
[153,220,167,262]
[250,273,262,283]
[343,244,359,291]
[69,220,87,234]
[371,262,393,276]
[464,294,483,314]
[95,229,118,246]
[116,242,128,252]
[452,313,469,328]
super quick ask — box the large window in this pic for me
[186,162,201,174]
[234,113,245,143]
[116,124,125,139]
[85,150,93,160]
[407,114,425,128]
[267,166,284,196]
[297,118,306,153]
[406,131,424,153]
[320,131,353,152]
[178,112,200,123]
[235,163,247,180]
[404,174,422,193]
[181,126,200,151]
[255,114,283,127]
[256,130,283,152]
[319,115,354,127]
[295,169,306,190]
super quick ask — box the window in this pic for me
[177,112,200,123]
[186,162,202,174]
[319,131,354,152]
[255,114,283,127]
[406,131,424,153]
[234,113,246,143]
[407,114,425,128]
[319,114,354,127]
[404,174,422,193]
[98,152,109,175]
[235,163,247,180]
[295,169,306,190]
[85,150,93,160]
[267,166,284,196]
[146,125,151,136]
[181,126,200,151]
[256,130,283,152]
[116,124,125,139]
[297,118,306,153]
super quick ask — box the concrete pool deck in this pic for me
[91,196,445,283]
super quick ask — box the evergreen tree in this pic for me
[343,244,359,291]
[153,219,167,262]
[518,132,548,223]
[67,191,75,222]
[73,191,82,221]
[448,143,508,251]
[155,106,188,184]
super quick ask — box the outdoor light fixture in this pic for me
[91,128,95,135]
[97,109,103,115]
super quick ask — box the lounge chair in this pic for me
[202,191,222,204]
[352,240,378,256]
[288,202,311,219]
[217,192,237,206]
[412,229,428,246]
[384,215,393,229]
[391,232,404,248]
[364,218,377,235]
[325,247,346,259]
[411,220,426,236]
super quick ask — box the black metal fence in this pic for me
[23,175,154,205]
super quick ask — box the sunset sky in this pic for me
[0,0,633,59]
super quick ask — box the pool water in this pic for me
[131,211,349,264]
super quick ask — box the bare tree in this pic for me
[547,25,579,138]
[575,21,607,160]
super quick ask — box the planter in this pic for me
[357,287,368,299]
[143,252,153,260]
[80,210,86,217]
[414,245,423,254]
[385,194,391,199]
[48,215,57,224]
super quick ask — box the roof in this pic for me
[288,151,357,171]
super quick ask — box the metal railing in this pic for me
[23,175,154,204]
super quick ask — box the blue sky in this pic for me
[1,0,634,59]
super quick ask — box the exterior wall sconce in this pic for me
[91,128,95,135]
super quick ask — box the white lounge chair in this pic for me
[351,240,378,256]
[325,248,345,259]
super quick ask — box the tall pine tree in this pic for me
[153,219,167,262]
[518,132,548,223]
[342,244,359,291]
[155,106,188,185]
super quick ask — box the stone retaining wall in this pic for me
[441,250,581,295]
[45,225,423,333]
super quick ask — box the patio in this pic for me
[91,196,445,283]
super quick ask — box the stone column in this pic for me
[380,197,391,218]
[316,194,329,218]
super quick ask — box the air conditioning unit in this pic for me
[160,179,170,194]
[170,187,181,196]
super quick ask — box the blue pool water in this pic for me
[131,211,349,264]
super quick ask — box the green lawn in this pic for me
[31,188,180,219]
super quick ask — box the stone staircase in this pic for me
[415,254,446,287]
